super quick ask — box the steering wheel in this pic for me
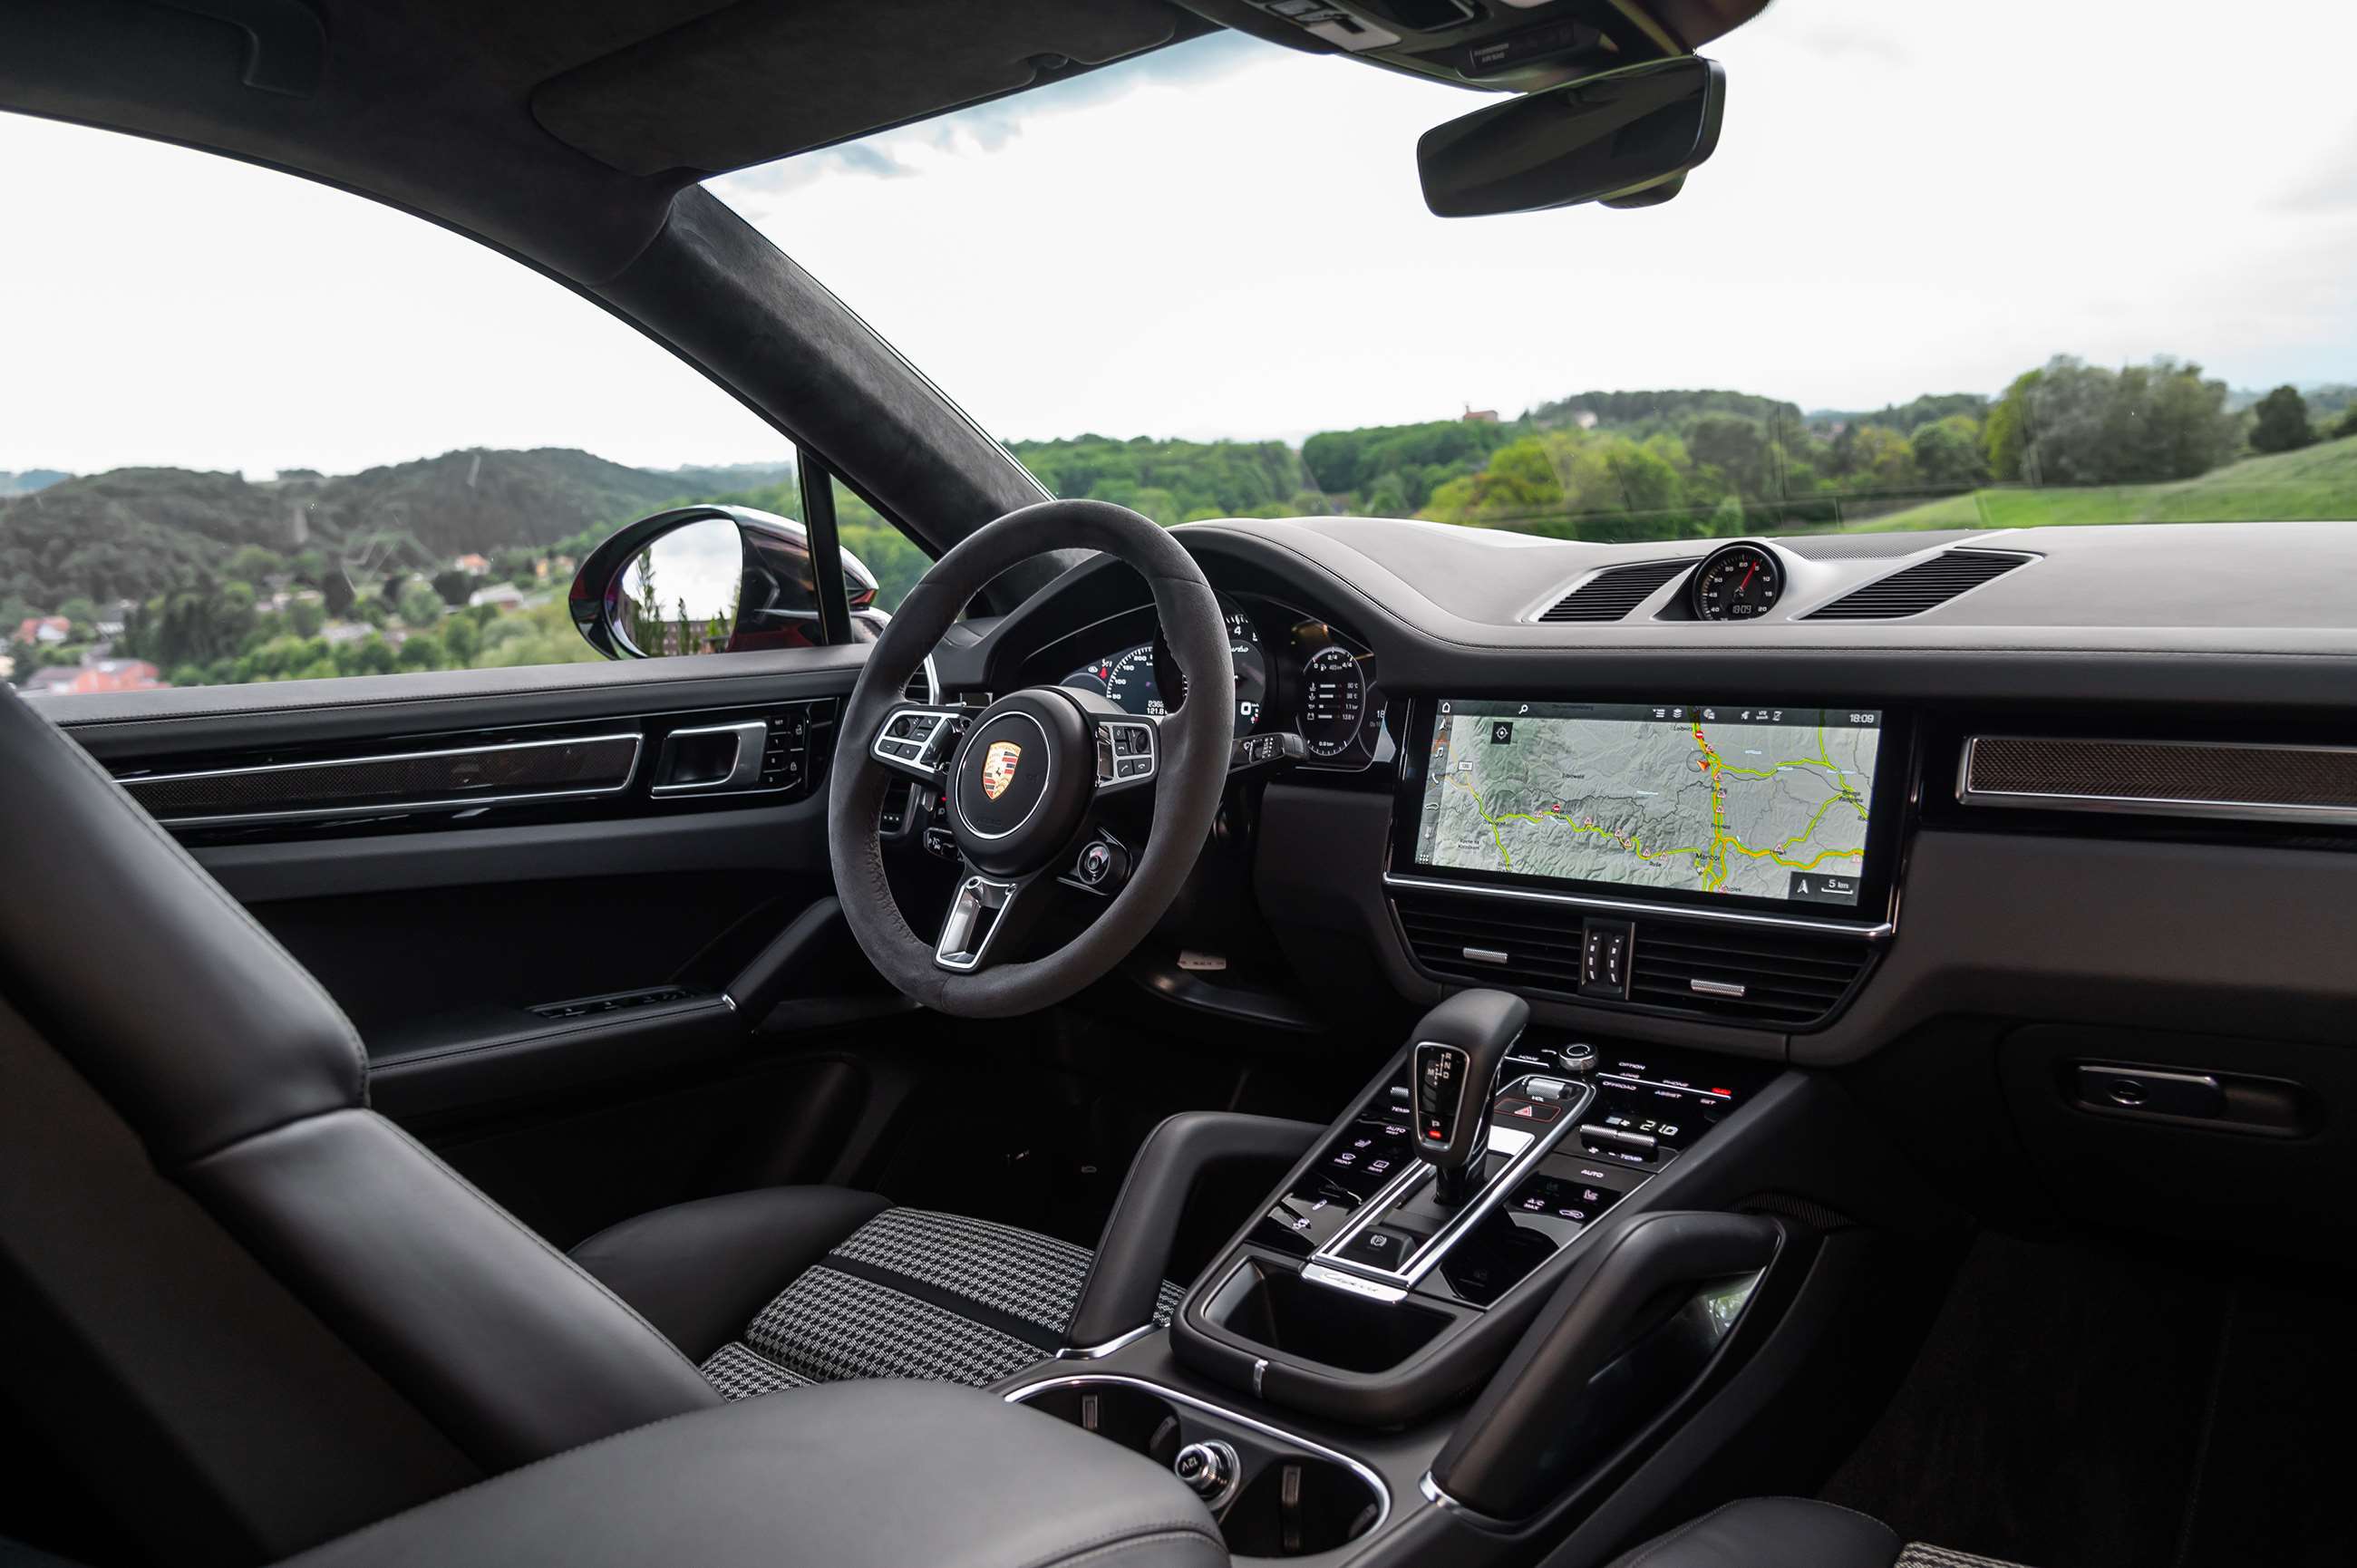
[829,499,1235,1017]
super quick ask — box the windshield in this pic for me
[713,0,2357,545]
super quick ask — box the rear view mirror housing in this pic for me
[1418,55,1725,218]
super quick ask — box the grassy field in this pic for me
[1856,433,2357,531]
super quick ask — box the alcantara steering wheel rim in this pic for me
[827,498,1235,1018]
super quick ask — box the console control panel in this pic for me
[1251,1039,1767,1313]
[1255,1087,1419,1257]
[1411,1041,1763,1308]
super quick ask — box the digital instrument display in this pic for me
[1411,700,1884,907]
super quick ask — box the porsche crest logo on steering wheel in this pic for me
[980,740,1023,800]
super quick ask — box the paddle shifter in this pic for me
[1411,989,1530,1207]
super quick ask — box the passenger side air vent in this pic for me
[1537,560,1692,622]
[1625,925,1871,1026]
[1802,549,2032,620]
[1392,886,1874,1028]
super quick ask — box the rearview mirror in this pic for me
[1418,55,1724,218]
[568,505,881,659]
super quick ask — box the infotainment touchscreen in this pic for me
[1411,701,1885,908]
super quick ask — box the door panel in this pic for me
[44,648,912,1222]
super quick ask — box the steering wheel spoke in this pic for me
[868,702,965,786]
[1090,713,1160,797]
[933,862,1050,973]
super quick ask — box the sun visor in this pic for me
[532,0,1196,178]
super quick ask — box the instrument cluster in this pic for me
[1057,593,1386,769]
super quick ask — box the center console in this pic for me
[1001,694,1935,1563]
[1169,1005,1774,1430]
[1008,1002,1807,1562]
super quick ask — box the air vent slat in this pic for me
[1803,549,2032,620]
[1538,560,1691,622]
[1392,886,1872,1027]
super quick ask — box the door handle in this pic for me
[650,720,769,795]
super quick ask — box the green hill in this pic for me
[1857,433,2357,532]
[0,448,695,610]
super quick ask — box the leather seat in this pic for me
[571,1188,1184,1396]
[0,680,1191,1564]
[1607,1498,2031,1568]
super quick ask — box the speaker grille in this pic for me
[1538,560,1692,622]
[1804,549,2032,619]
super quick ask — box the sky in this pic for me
[4,0,2354,476]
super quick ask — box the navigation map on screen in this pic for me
[1412,702,1883,907]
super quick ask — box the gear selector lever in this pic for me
[1411,990,1530,1207]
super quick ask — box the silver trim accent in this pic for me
[1307,1077,1595,1297]
[649,720,768,796]
[951,711,1053,841]
[1251,1358,1269,1398]
[935,873,1021,973]
[1299,1263,1408,1303]
[120,733,643,827]
[1383,871,1893,940]
[919,652,942,705]
[1689,977,1748,999]
[1052,1321,1160,1360]
[868,703,962,781]
[1006,1374,1391,1538]
[1091,716,1160,794]
[1419,1471,1516,1531]
[1461,946,1510,964]
[1957,734,2357,826]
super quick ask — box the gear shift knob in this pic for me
[1410,990,1530,1206]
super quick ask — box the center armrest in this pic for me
[283,1380,1227,1568]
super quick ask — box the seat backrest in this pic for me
[0,685,719,1563]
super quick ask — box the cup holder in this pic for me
[1220,1454,1382,1558]
[1012,1376,1386,1559]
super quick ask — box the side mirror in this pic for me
[568,505,882,660]
[1417,55,1724,218]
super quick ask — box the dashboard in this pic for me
[1050,591,1390,770]
[953,515,2357,1091]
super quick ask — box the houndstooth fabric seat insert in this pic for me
[699,1207,1186,1399]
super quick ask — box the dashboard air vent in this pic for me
[1803,549,2032,620]
[1392,886,1873,1028]
[1537,560,1692,622]
[1625,925,1871,1027]
[904,656,937,702]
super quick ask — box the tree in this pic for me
[2334,404,2357,440]
[1909,415,1989,490]
[1843,426,1918,494]
[2249,385,2315,454]
[286,595,325,637]
[1983,369,2043,482]
[1686,415,1771,500]
[320,570,356,616]
[397,582,445,624]
[441,612,480,664]
[397,632,445,671]
[432,567,477,605]
[228,545,285,583]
